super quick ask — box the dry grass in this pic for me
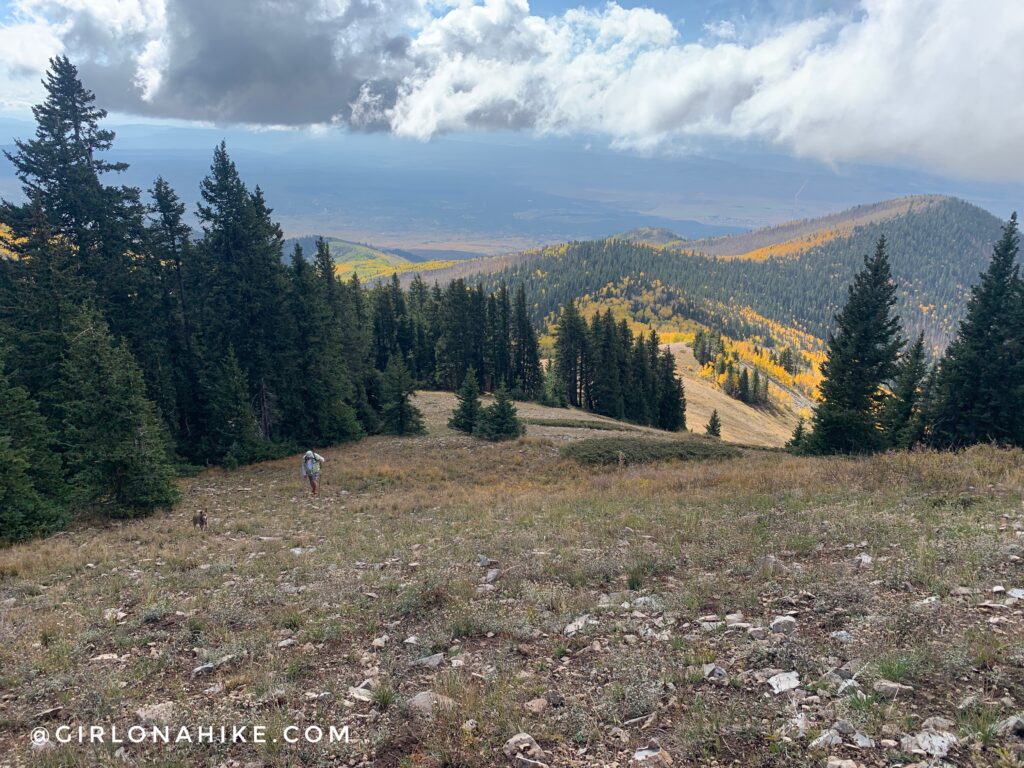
[1,393,1023,767]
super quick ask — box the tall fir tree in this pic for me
[59,306,179,515]
[808,237,904,454]
[380,357,425,435]
[449,366,483,433]
[705,409,722,437]
[928,214,1023,447]
[511,284,543,397]
[881,332,930,449]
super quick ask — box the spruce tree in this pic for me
[655,349,686,431]
[786,417,807,452]
[0,349,67,542]
[449,366,482,433]
[200,347,263,466]
[381,357,425,435]
[808,237,904,454]
[929,214,1022,447]
[881,332,930,449]
[511,284,543,397]
[59,306,179,515]
[705,409,722,438]
[475,385,525,441]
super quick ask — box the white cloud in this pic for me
[1,0,1023,180]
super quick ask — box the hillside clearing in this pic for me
[1,398,1023,767]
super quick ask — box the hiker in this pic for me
[300,450,325,496]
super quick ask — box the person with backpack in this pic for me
[300,450,326,497]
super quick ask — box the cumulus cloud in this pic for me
[1,0,1023,179]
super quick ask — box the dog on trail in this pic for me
[191,510,207,531]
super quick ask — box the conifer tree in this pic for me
[199,347,263,466]
[786,417,807,452]
[0,349,67,542]
[655,349,687,431]
[59,306,179,515]
[380,357,424,435]
[929,214,1023,447]
[511,284,543,397]
[881,332,930,449]
[475,385,525,441]
[808,237,904,454]
[705,409,722,437]
[449,366,482,433]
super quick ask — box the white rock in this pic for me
[631,739,673,765]
[503,732,546,761]
[524,697,548,715]
[348,686,374,703]
[768,671,800,694]
[914,729,958,757]
[809,729,841,749]
[853,552,873,568]
[564,615,593,636]
[411,653,445,669]
[830,630,853,643]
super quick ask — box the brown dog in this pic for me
[191,510,207,530]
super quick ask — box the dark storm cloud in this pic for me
[70,0,416,125]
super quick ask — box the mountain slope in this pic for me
[419,195,1004,350]
[284,236,456,280]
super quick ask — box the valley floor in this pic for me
[2,395,1024,767]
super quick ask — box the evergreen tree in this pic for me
[511,284,543,397]
[0,349,67,542]
[475,385,525,441]
[808,237,904,454]
[655,349,686,431]
[199,347,263,466]
[59,306,179,515]
[929,214,1023,447]
[449,366,482,433]
[786,417,807,453]
[705,409,722,437]
[737,368,750,403]
[881,332,930,449]
[380,357,424,435]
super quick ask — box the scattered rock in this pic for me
[564,615,593,636]
[478,554,497,567]
[768,671,800,694]
[524,697,548,715]
[191,663,215,676]
[277,638,297,650]
[503,732,546,761]
[406,691,455,718]
[33,706,64,722]
[348,686,374,703]
[770,615,797,635]
[631,739,673,766]
[545,690,565,707]
[830,630,853,643]
[853,552,873,568]
[371,635,388,649]
[825,759,860,768]
[747,626,768,640]
[609,726,630,744]
[135,702,175,726]
[482,568,501,585]
[996,716,1024,738]
[809,729,841,750]
[922,716,955,731]
[873,679,914,699]
[410,652,445,669]
[833,719,856,735]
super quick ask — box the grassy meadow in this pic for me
[1,392,1023,767]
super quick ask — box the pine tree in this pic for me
[705,409,722,438]
[511,284,543,397]
[199,347,263,466]
[449,366,482,433]
[380,357,424,435]
[737,368,750,403]
[475,385,525,441]
[786,417,807,452]
[0,348,67,542]
[59,306,179,515]
[808,237,904,454]
[881,332,930,449]
[929,214,1023,447]
[655,349,686,431]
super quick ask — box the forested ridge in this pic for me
[475,197,1003,351]
[0,58,689,545]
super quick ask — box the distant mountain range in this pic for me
[408,195,1006,351]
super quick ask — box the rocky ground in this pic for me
[1,393,1024,767]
